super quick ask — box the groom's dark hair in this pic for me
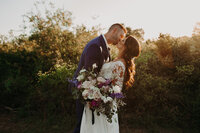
[108,23,127,33]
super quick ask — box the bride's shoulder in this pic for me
[112,59,126,69]
[113,59,125,65]
[102,59,125,69]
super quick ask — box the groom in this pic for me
[72,23,127,133]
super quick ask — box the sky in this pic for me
[0,0,200,40]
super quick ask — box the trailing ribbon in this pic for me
[91,109,95,124]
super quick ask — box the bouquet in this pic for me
[72,64,125,123]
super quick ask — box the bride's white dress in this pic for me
[80,60,125,133]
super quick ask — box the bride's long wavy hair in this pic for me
[122,36,141,89]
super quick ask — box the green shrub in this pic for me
[29,63,76,119]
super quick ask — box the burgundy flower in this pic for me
[98,83,104,88]
[90,100,99,107]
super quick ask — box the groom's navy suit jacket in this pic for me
[73,35,111,133]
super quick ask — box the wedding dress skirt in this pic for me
[80,103,119,133]
[80,61,125,133]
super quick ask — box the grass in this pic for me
[1,112,198,133]
[0,113,76,133]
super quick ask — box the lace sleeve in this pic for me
[111,61,125,89]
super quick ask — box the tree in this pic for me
[126,27,145,43]
[193,22,200,35]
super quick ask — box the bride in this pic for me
[80,35,141,133]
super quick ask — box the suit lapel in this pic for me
[99,35,110,62]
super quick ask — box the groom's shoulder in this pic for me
[85,35,102,49]
[87,35,102,45]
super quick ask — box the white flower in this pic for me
[82,90,89,100]
[97,77,106,83]
[86,86,102,100]
[93,91,102,100]
[90,86,99,91]
[91,79,97,85]
[80,69,86,73]
[109,88,114,93]
[77,74,84,81]
[88,76,93,81]
[102,96,113,103]
[107,97,113,102]
[82,81,94,89]
[113,85,121,93]
[101,96,106,101]
[92,63,97,69]
[88,91,94,100]
[103,98,108,103]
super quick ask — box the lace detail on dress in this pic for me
[111,61,125,88]
[99,60,125,89]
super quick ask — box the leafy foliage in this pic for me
[0,1,200,132]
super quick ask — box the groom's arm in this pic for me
[84,44,103,73]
